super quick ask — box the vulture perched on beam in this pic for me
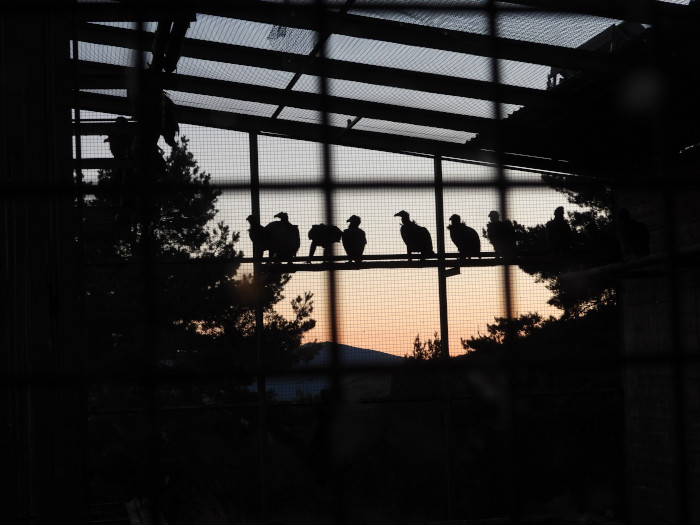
[160,92,179,149]
[486,210,517,258]
[395,210,435,260]
[265,212,300,264]
[308,223,343,261]
[246,215,272,258]
[104,116,133,159]
[447,214,480,259]
[342,215,367,263]
[546,206,573,255]
[616,209,650,259]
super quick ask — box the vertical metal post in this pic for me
[133,15,162,522]
[487,1,520,521]
[434,154,453,519]
[434,155,449,357]
[250,132,268,523]
[72,22,90,524]
[314,2,344,523]
[648,22,689,524]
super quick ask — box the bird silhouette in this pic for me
[395,211,435,260]
[265,212,300,264]
[307,223,343,261]
[161,92,179,149]
[246,215,272,258]
[616,209,650,259]
[447,214,480,259]
[546,206,573,255]
[104,116,133,159]
[342,215,367,263]
[486,210,517,258]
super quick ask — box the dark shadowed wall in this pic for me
[1,9,82,525]
[619,181,700,525]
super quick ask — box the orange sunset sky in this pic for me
[82,119,572,357]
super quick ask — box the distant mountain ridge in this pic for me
[300,341,404,367]
[261,342,403,401]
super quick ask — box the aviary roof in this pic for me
[74,0,699,175]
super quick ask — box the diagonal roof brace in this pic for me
[270,0,356,119]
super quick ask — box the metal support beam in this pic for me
[503,0,697,27]
[434,154,453,519]
[434,155,450,358]
[76,22,557,109]
[249,132,268,523]
[71,0,696,28]
[201,4,623,72]
[77,60,497,133]
[75,92,575,173]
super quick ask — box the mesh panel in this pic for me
[48,3,700,525]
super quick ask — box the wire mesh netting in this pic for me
[5,2,700,525]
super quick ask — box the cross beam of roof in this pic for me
[269,0,356,119]
[77,22,558,109]
[78,61,496,134]
[200,3,624,72]
[74,0,695,28]
[502,0,698,27]
[75,91,572,174]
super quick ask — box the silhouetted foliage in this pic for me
[84,137,318,520]
[407,332,443,361]
[386,176,626,521]
[461,312,552,352]
[451,302,625,518]
[390,333,445,402]
[514,175,621,317]
[542,173,613,214]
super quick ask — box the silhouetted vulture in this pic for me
[486,210,517,258]
[616,209,650,259]
[395,210,435,260]
[246,215,272,258]
[308,223,343,261]
[265,212,300,263]
[546,206,573,255]
[104,116,133,159]
[161,93,179,149]
[342,215,367,263]
[448,214,480,259]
